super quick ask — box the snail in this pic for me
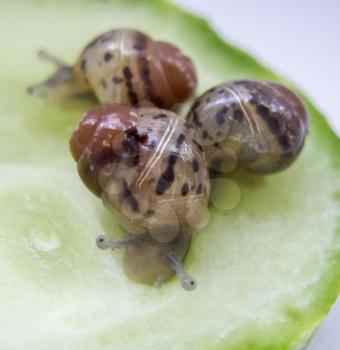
[28,29,197,109]
[70,104,209,289]
[186,80,309,174]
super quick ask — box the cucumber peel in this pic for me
[0,1,339,349]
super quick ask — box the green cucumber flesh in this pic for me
[0,1,339,349]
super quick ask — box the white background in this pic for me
[173,0,340,349]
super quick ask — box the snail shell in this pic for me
[28,29,197,109]
[186,81,309,174]
[70,104,210,243]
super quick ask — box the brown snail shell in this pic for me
[69,104,209,242]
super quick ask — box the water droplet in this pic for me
[25,216,62,254]
[29,231,61,253]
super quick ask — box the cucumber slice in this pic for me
[0,1,339,349]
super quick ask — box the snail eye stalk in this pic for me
[165,251,197,291]
[96,234,142,250]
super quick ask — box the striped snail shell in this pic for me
[186,80,309,174]
[28,29,197,109]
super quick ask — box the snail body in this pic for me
[123,233,196,290]
[97,233,196,290]
[187,81,309,174]
[28,29,197,109]
[70,104,209,289]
